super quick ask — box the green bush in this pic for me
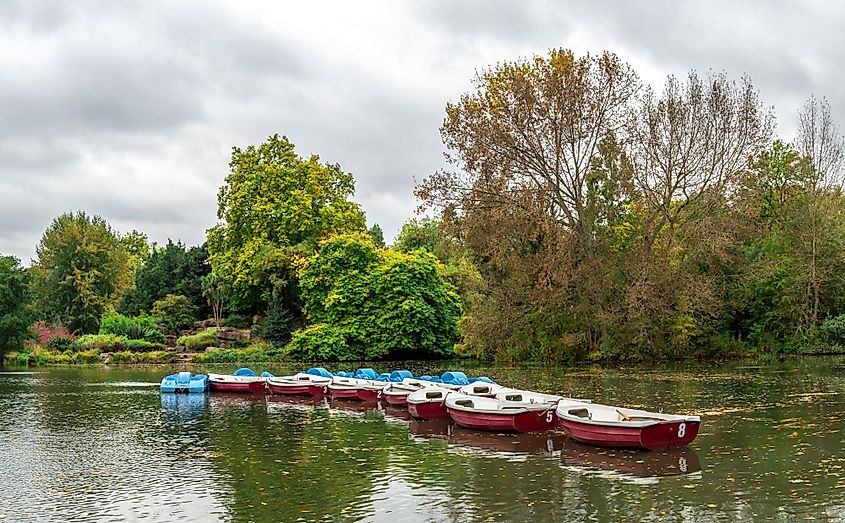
[222,314,251,329]
[99,313,165,343]
[152,294,198,331]
[814,315,845,346]
[191,344,277,364]
[46,337,76,352]
[75,334,127,351]
[4,347,104,365]
[254,299,295,345]
[287,323,358,361]
[111,350,174,364]
[177,328,218,350]
[122,339,164,352]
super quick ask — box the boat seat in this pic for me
[504,394,523,402]
[454,399,475,408]
[471,386,490,394]
[176,372,191,384]
[425,391,443,399]
[568,408,592,420]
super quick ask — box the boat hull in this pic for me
[209,380,266,394]
[308,385,328,397]
[267,383,313,396]
[328,385,362,399]
[408,400,449,420]
[384,391,409,406]
[448,406,557,433]
[558,418,700,450]
[357,388,380,401]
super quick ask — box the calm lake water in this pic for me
[2,358,845,522]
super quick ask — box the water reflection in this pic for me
[6,360,845,521]
[559,440,702,484]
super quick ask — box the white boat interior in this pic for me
[445,394,551,415]
[556,402,701,428]
[407,386,455,404]
[458,382,505,397]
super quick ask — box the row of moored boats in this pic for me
[160,367,701,450]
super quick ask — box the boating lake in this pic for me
[2,358,845,522]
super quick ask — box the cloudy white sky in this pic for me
[0,1,840,263]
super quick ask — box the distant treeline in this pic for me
[3,48,845,363]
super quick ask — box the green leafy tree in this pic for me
[119,241,209,317]
[31,212,130,334]
[207,134,366,313]
[0,255,31,354]
[151,294,199,331]
[254,297,296,345]
[297,233,461,360]
[368,223,385,247]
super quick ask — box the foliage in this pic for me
[286,323,356,361]
[202,271,228,327]
[368,223,385,247]
[45,337,76,352]
[75,334,127,351]
[0,255,32,354]
[811,315,845,348]
[177,328,218,350]
[151,294,198,331]
[253,298,295,345]
[4,347,102,366]
[297,233,461,360]
[416,48,780,361]
[221,314,252,329]
[32,320,75,344]
[121,339,164,352]
[99,312,165,343]
[110,350,174,364]
[30,212,131,334]
[207,134,366,312]
[191,343,279,363]
[119,240,210,317]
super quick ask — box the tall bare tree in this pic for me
[796,95,845,325]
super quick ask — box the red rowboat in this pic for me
[407,386,455,420]
[445,394,559,433]
[555,403,701,450]
[208,372,267,394]
[266,373,331,396]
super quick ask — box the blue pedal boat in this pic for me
[160,371,208,393]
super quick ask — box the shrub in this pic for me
[122,339,164,352]
[253,300,295,345]
[287,324,358,361]
[814,315,845,346]
[32,320,75,344]
[152,294,198,331]
[111,350,174,364]
[176,327,218,350]
[99,313,165,343]
[191,343,276,364]
[222,314,252,329]
[75,334,127,351]
[46,337,76,352]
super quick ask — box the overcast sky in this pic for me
[1,0,841,263]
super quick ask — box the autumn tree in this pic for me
[624,72,774,354]
[417,49,640,359]
[795,95,845,327]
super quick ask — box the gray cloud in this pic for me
[0,0,842,264]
